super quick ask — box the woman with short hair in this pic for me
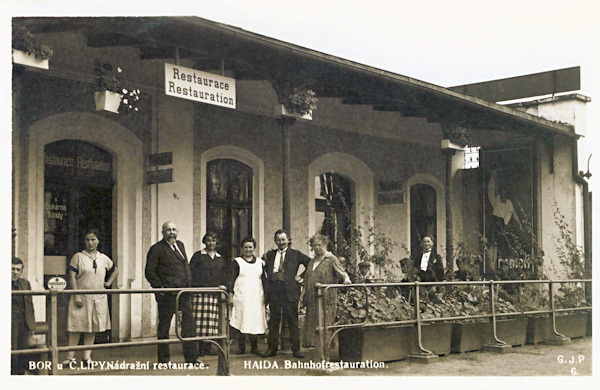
[189,232,229,356]
[63,228,118,366]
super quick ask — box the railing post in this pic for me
[315,283,326,361]
[48,290,59,375]
[217,288,230,376]
[413,282,433,355]
[489,281,502,344]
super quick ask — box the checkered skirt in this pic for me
[192,293,220,336]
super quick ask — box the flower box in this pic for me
[12,49,49,69]
[527,313,589,344]
[440,139,466,151]
[338,326,413,362]
[451,318,528,353]
[280,104,312,121]
[338,322,451,362]
[419,323,452,356]
[94,90,123,113]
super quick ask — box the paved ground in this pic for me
[47,336,591,377]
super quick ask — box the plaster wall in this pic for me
[538,138,578,280]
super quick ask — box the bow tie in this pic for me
[423,250,432,253]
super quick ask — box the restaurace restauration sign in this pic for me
[165,63,236,109]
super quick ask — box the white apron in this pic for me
[229,257,267,334]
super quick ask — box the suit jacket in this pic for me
[263,247,311,303]
[145,239,193,289]
[413,251,444,282]
[12,278,36,331]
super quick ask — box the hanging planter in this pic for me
[441,139,467,151]
[94,90,123,113]
[93,60,141,114]
[279,85,318,121]
[280,104,313,120]
[12,26,53,69]
[12,49,50,69]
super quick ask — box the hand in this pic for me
[103,282,111,288]
[74,295,83,308]
[343,279,351,285]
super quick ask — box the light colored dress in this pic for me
[67,251,113,333]
[302,251,349,348]
[229,257,267,334]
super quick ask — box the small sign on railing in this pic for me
[47,276,67,290]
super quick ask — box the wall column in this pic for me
[277,117,296,235]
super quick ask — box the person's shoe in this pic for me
[251,347,261,356]
[61,358,76,366]
[235,347,245,355]
[261,349,277,358]
[292,351,305,359]
[82,359,93,368]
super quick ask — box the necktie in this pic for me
[172,243,185,262]
[277,250,286,272]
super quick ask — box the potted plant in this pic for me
[94,60,141,114]
[12,26,53,69]
[280,85,318,120]
[441,124,470,150]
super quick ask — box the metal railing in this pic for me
[315,279,592,361]
[11,287,230,375]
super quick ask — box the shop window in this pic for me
[207,159,252,260]
[314,173,353,258]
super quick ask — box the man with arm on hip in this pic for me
[261,230,310,358]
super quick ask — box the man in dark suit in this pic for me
[413,236,444,283]
[261,230,310,358]
[145,221,198,364]
[12,257,36,375]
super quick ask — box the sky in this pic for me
[1,0,599,386]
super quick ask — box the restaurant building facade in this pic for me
[11,17,591,342]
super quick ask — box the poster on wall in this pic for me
[481,147,537,276]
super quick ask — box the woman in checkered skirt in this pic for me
[189,232,229,356]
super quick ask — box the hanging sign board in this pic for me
[146,169,173,185]
[165,63,236,109]
[148,152,173,167]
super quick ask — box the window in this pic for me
[206,159,252,260]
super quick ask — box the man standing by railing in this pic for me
[145,221,199,364]
[11,257,36,375]
[261,230,311,358]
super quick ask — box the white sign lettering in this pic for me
[165,63,236,109]
[47,276,67,290]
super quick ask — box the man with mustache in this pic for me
[145,221,199,364]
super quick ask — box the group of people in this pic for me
[12,221,446,373]
[144,221,352,365]
[11,228,119,374]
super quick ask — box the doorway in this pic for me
[410,183,437,254]
[43,140,114,344]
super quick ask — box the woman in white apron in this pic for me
[228,237,267,355]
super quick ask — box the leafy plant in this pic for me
[12,26,53,60]
[94,60,141,112]
[284,85,318,116]
[442,124,471,147]
[335,287,413,325]
[552,205,589,309]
